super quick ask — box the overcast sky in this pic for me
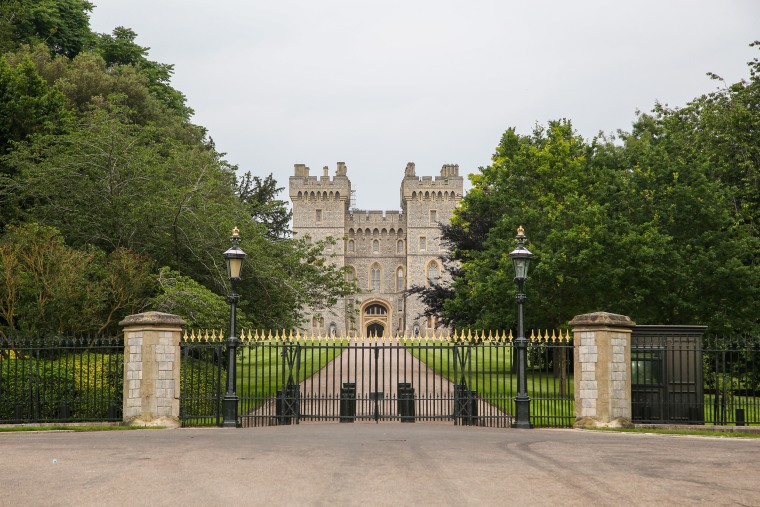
[89,1,759,211]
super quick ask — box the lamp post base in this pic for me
[513,396,532,429]
[221,395,239,428]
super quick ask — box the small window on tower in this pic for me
[348,240,355,253]
[427,262,439,287]
[373,239,379,254]
[315,209,322,223]
[397,240,404,254]
[419,237,426,251]
[430,210,437,224]
[371,264,381,290]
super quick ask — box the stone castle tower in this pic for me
[290,162,463,337]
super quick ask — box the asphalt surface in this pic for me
[3,424,759,506]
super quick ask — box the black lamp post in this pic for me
[508,226,533,429]
[222,227,246,428]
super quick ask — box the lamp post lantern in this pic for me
[222,227,246,428]
[508,226,533,429]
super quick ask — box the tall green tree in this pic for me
[5,105,243,281]
[433,105,760,334]
[0,0,94,58]
[237,172,292,239]
[94,27,191,119]
[0,223,153,337]
[0,55,69,158]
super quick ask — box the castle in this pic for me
[290,161,463,337]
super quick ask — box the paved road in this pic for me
[3,424,759,506]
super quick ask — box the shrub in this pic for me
[0,352,124,421]
[0,359,78,421]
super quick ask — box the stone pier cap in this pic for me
[119,311,187,328]
[568,312,636,328]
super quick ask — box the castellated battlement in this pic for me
[290,162,351,201]
[347,210,403,226]
[400,164,464,202]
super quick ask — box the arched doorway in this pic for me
[361,300,390,337]
[367,322,385,337]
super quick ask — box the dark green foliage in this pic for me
[237,172,292,239]
[94,27,191,119]
[0,352,123,422]
[0,358,78,421]
[0,55,69,158]
[0,224,154,337]
[0,0,94,58]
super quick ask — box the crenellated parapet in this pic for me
[348,210,404,226]
[347,210,405,237]
[290,163,351,204]
[400,163,463,204]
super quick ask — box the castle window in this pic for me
[427,262,439,287]
[430,210,437,224]
[397,297,403,312]
[427,316,437,329]
[397,240,403,254]
[396,267,404,291]
[419,237,426,251]
[373,239,379,254]
[346,266,355,283]
[371,264,381,290]
[315,209,322,223]
[348,240,355,253]
[365,303,387,315]
[312,315,324,328]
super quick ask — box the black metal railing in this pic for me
[179,331,575,428]
[632,330,760,426]
[704,335,760,426]
[0,335,123,423]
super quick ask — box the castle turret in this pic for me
[290,162,351,245]
[290,163,352,334]
[401,163,463,333]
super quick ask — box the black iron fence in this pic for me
[632,330,760,426]
[0,335,123,423]
[704,335,760,426]
[179,335,224,427]
[179,330,575,428]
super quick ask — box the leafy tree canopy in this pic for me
[0,223,153,337]
[0,0,94,58]
[421,45,760,335]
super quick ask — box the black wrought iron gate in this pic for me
[179,332,575,428]
[236,338,510,427]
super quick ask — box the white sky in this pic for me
[88,1,759,211]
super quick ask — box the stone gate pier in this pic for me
[120,312,185,427]
[569,312,636,428]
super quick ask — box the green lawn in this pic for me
[236,340,346,413]
[702,394,760,425]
